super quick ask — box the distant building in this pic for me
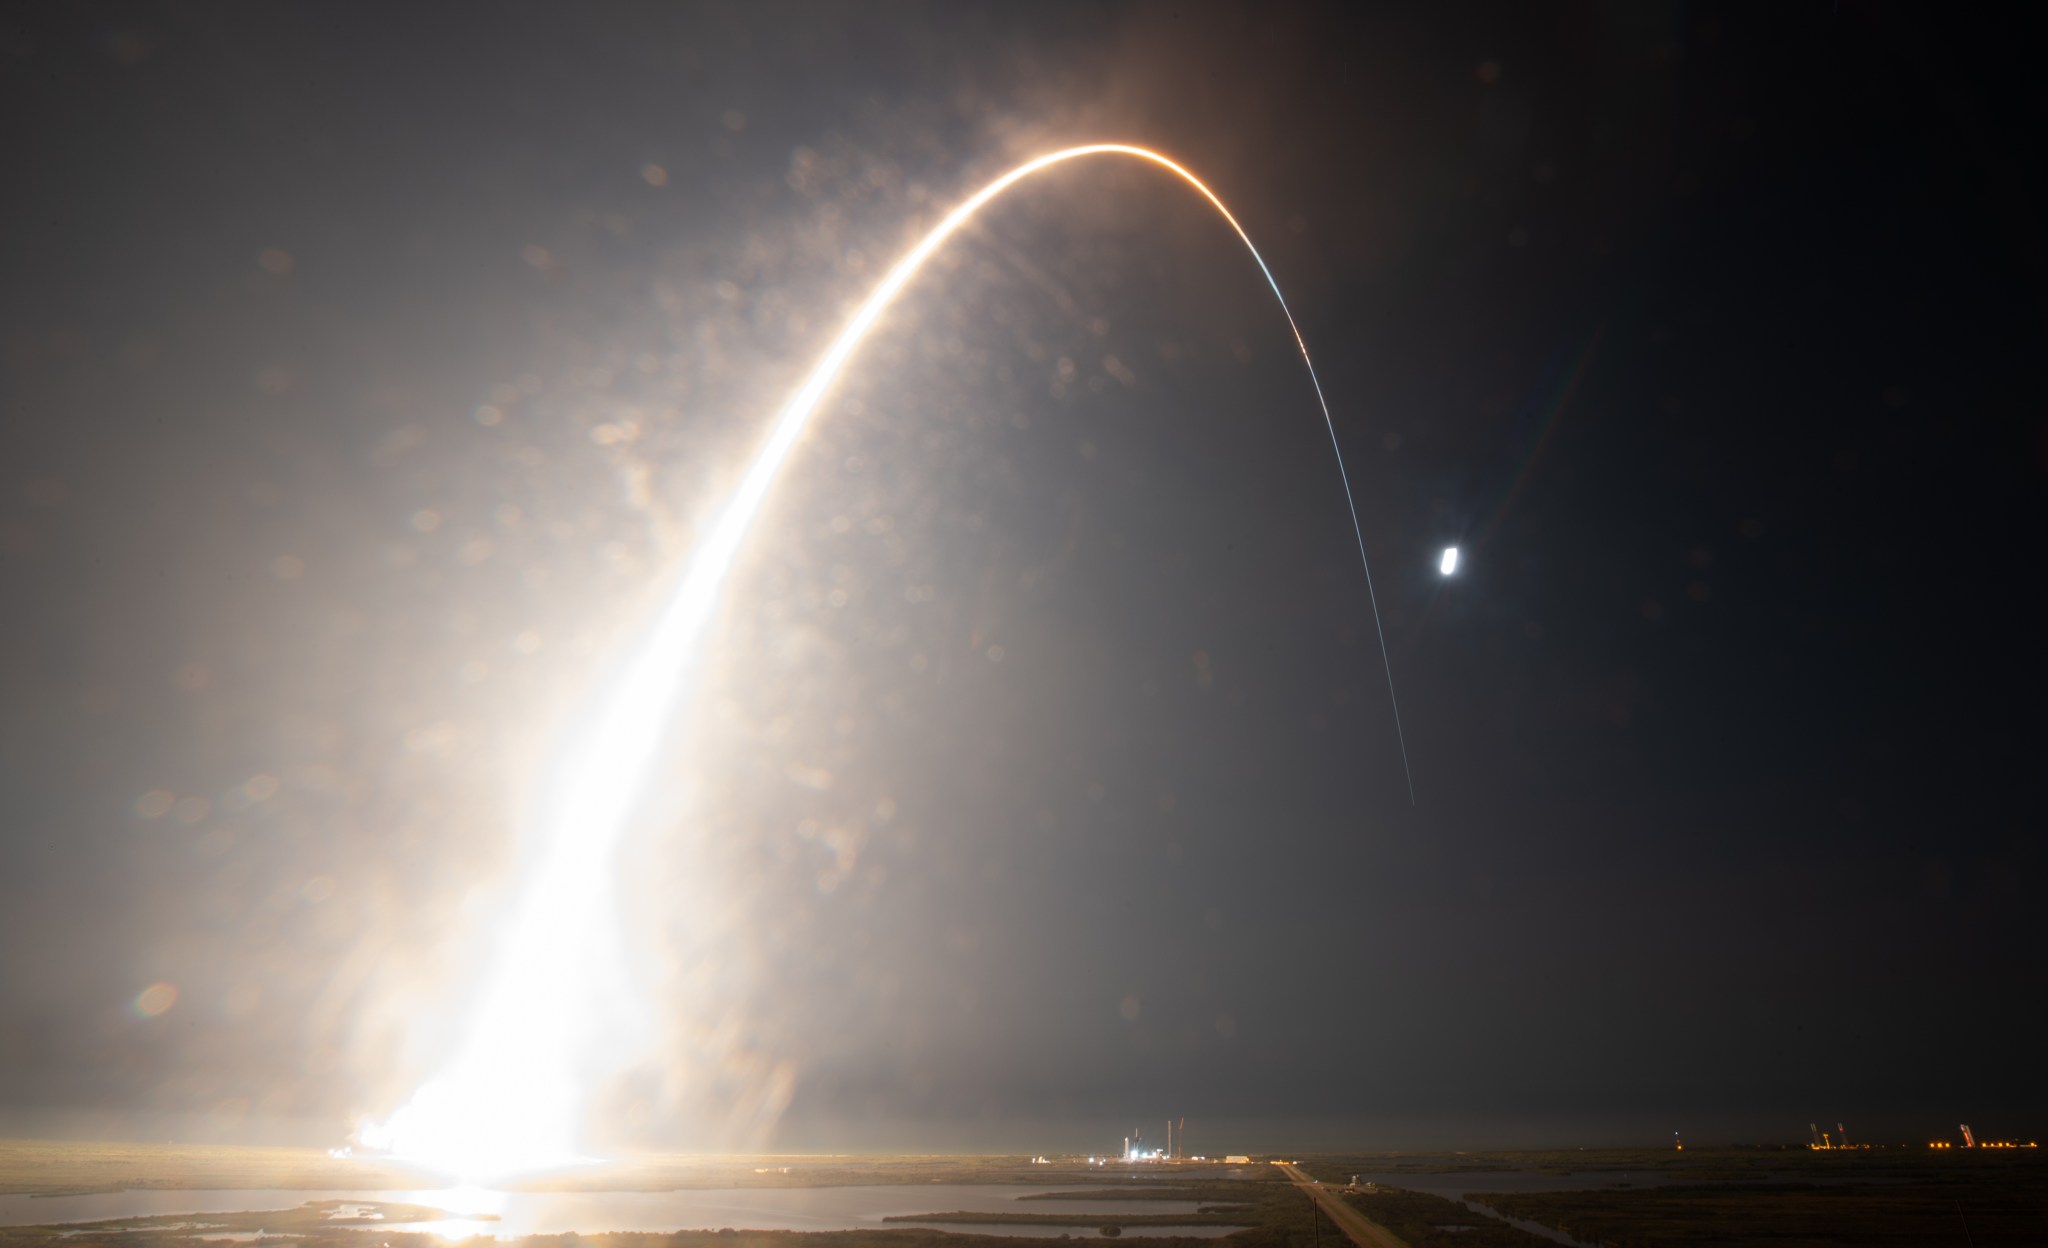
[1224,1155,1251,1164]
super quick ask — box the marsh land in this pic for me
[0,1142,2039,1248]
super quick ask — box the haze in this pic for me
[1,2,2039,1157]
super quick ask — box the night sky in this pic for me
[2,3,2041,1154]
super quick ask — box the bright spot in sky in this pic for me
[1440,546,1460,576]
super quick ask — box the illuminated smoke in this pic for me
[362,144,1407,1181]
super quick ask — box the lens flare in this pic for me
[363,143,1410,1182]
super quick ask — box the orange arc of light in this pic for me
[711,143,1410,801]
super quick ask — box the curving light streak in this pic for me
[363,143,1410,1183]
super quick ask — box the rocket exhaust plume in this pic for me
[362,143,1410,1181]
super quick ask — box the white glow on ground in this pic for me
[363,144,1363,1182]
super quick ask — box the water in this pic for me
[0,1185,1237,1239]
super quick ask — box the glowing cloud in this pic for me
[363,143,1408,1182]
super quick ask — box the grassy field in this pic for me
[1471,1175,2048,1247]
[1333,1187,1556,1248]
[1297,1147,2048,1247]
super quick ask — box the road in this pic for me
[1277,1163,1408,1248]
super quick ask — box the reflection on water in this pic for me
[0,1184,1229,1239]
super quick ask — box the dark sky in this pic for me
[2,2,2041,1154]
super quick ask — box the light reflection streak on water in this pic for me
[386,1185,506,1239]
[366,144,1366,1182]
